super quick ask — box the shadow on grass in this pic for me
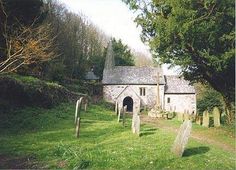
[0,154,39,169]
[76,159,91,169]
[183,146,210,157]
[140,128,158,137]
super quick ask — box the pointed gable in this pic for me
[104,41,115,70]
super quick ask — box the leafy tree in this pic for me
[94,38,135,79]
[41,1,108,81]
[197,86,223,114]
[124,0,235,124]
[111,38,135,66]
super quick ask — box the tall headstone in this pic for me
[132,113,140,135]
[190,112,196,121]
[202,110,209,127]
[122,105,127,127]
[75,117,80,138]
[213,107,221,127]
[156,71,160,109]
[171,120,192,157]
[83,98,88,112]
[75,99,82,124]
[117,107,122,122]
[195,116,202,125]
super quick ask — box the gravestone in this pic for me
[177,112,183,121]
[75,117,80,138]
[122,105,127,126]
[195,116,202,125]
[171,120,192,157]
[213,107,221,127]
[117,107,122,122]
[83,98,88,112]
[190,112,196,121]
[75,99,82,124]
[132,113,140,135]
[202,110,209,127]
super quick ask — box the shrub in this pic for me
[197,89,223,115]
[0,75,85,111]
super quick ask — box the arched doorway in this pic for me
[123,96,133,112]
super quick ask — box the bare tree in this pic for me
[0,1,57,74]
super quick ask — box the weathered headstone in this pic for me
[213,107,221,127]
[190,112,196,121]
[75,99,82,124]
[75,117,80,138]
[195,116,202,125]
[202,110,209,127]
[132,113,140,135]
[122,105,127,126]
[83,98,88,112]
[117,107,122,122]
[171,120,192,157]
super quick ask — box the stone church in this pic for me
[102,43,196,115]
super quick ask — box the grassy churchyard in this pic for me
[0,103,235,169]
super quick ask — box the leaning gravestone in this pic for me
[132,113,140,135]
[75,117,80,138]
[202,110,209,127]
[75,99,82,124]
[213,107,221,127]
[171,120,192,157]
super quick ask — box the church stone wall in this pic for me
[164,94,196,114]
[103,85,165,109]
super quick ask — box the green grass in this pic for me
[0,103,235,169]
[161,118,235,149]
[2,73,62,88]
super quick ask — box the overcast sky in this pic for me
[59,0,179,75]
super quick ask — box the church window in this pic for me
[140,87,146,96]
[167,97,170,103]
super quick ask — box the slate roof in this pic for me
[164,75,195,94]
[85,71,99,80]
[102,66,165,85]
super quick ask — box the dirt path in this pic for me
[0,154,39,169]
[141,115,236,153]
